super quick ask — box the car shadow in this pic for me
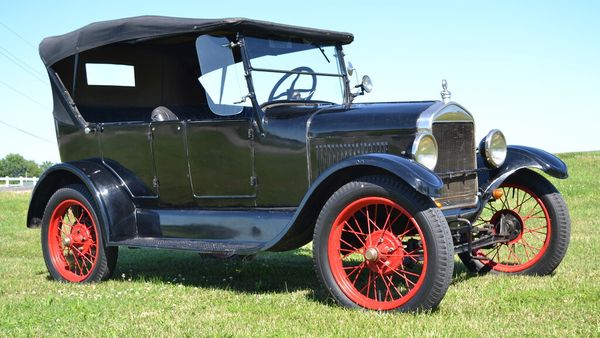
[113,248,476,306]
[114,247,320,294]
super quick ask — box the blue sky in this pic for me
[1,0,599,163]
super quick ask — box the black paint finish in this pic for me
[31,19,569,255]
[27,161,136,241]
[100,123,156,197]
[187,119,255,199]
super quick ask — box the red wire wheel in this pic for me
[327,197,428,310]
[475,184,551,273]
[47,199,100,282]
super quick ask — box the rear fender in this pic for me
[27,160,136,242]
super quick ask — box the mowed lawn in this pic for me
[1,152,599,336]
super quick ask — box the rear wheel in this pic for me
[459,170,570,275]
[41,185,118,283]
[313,176,453,311]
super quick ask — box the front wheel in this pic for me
[313,176,454,312]
[41,185,118,283]
[459,169,570,275]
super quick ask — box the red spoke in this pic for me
[343,264,363,272]
[387,210,405,232]
[70,250,85,275]
[374,204,379,230]
[343,222,368,236]
[486,202,499,214]
[71,246,95,266]
[515,195,533,214]
[395,219,417,240]
[518,238,532,260]
[384,275,399,300]
[526,225,548,233]
[372,272,380,301]
[507,244,521,264]
[391,268,415,289]
[361,207,380,232]
[396,268,421,277]
[500,190,510,210]
[504,188,513,210]
[487,245,501,262]
[381,204,393,232]
[377,205,395,243]
[351,264,367,285]
[77,208,86,223]
[525,208,544,220]
[364,272,373,296]
[378,272,393,301]
[523,216,546,221]
[339,237,360,252]
[403,247,423,258]
[523,202,541,219]
[519,237,541,252]
[523,229,545,242]
[342,223,367,247]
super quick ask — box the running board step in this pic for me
[110,237,263,255]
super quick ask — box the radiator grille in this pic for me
[315,142,389,173]
[432,122,478,208]
[433,122,475,173]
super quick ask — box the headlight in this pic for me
[482,129,507,168]
[411,133,438,170]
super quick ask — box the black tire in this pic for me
[41,184,118,283]
[313,175,454,312]
[459,169,570,275]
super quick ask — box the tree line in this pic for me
[0,154,53,177]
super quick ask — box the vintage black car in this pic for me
[28,16,570,312]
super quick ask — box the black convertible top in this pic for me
[39,15,354,66]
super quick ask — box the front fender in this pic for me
[479,145,568,197]
[315,153,444,197]
[27,160,136,242]
[265,153,442,251]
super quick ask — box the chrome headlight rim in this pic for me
[411,132,438,171]
[482,129,507,168]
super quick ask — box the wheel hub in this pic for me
[491,209,524,244]
[67,223,93,254]
[363,230,405,274]
[364,248,379,261]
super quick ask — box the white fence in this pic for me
[1,176,39,188]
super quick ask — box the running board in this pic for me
[110,237,264,255]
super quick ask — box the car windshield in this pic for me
[244,37,345,106]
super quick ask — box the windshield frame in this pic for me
[238,34,352,113]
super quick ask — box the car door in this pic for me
[190,34,257,204]
[186,116,256,200]
[151,120,193,205]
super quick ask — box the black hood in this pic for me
[308,101,438,138]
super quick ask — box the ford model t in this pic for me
[28,16,570,311]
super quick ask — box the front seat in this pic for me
[151,106,179,122]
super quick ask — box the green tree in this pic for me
[39,161,54,172]
[0,153,42,177]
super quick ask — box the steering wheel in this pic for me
[268,66,317,102]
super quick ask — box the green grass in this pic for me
[1,152,599,337]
